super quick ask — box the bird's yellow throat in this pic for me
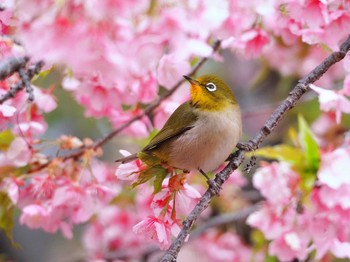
[189,75,237,112]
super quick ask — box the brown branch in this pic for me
[0,56,28,81]
[160,35,350,262]
[0,59,44,104]
[28,40,221,173]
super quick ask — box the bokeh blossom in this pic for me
[1,0,350,261]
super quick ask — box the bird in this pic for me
[116,74,242,193]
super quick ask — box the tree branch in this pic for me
[28,40,221,173]
[0,59,44,104]
[160,35,350,262]
[0,56,28,81]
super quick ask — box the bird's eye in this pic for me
[205,82,216,92]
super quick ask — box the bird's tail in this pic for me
[115,153,138,164]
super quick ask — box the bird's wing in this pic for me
[143,101,197,151]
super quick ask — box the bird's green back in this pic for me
[143,101,198,153]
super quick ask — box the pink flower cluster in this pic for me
[248,143,350,261]
[4,0,348,138]
[83,206,147,260]
[193,229,262,262]
[115,156,201,249]
[2,160,119,238]
[1,0,350,260]
[0,38,57,134]
[310,81,350,124]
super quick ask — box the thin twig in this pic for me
[28,40,221,173]
[160,35,350,262]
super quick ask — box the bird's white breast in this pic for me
[169,105,242,173]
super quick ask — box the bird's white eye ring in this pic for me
[206,82,216,92]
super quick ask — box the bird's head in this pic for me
[183,74,238,111]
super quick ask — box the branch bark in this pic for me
[0,56,28,81]
[0,59,44,104]
[160,35,350,262]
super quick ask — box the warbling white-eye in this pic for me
[116,74,242,190]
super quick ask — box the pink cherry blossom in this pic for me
[30,174,57,200]
[0,104,16,117]
[318,184,350,209]
[0,177,20,204]
[247,203,297,240]
[269,231,310,262]
[32,86,57,113]
[310,84,350,124]
[83,206,146,260]
[332,240,350,259]
[3,0,350,260]
[19,204,49,230]
[317,147,350,189]
[157,53,191,90]
[0,137,31,167]
[110,108,151,138]
[239,29,270,57]
[194,229,260,262]
[252,162,299,205]
[226,169,247,187]
[133,216,172,250]
[115,150,143,181]
[152,175,201,217]
[311,112,338,147]
[307,189,350,259]
[342,74,350,96]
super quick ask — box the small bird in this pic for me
[116,74,242,191]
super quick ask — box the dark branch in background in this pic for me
[160,35,350,262]
[0,57,44,104]
[28,40,221,173]
[190,203,261,239]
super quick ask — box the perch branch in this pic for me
[160,35,350,262]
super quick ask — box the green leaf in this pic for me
[251,230,266,250]
[302,171,317,191]
[252,145,304,166]
[0,192,19,248]
[0,130,15,150]
[298,115,320,172]
[265,255,278,262]
[132,165,167,189]
[34,68,51,80]
[153,168,168,194]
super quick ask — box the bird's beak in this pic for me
[183,75,200,86]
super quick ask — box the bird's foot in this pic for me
[236,140,256,152]
[199,168,221,196]
[206,179,221,196]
